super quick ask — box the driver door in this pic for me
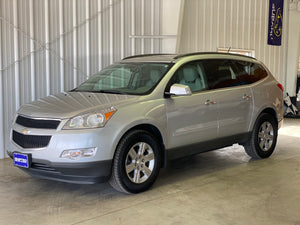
[165,61,219,156]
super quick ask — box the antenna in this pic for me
[227,47,231,53]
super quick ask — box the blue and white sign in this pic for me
[267,0,284,46]
[13,153,30,168]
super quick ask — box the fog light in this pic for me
[60,147,97,160]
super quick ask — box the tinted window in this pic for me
[234,61,268,85]
[169,59,268,92]
[201,59,240,89]
[168,61,208,93]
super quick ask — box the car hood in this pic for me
[18,92,139,119]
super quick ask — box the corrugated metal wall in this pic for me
[177,0,288,85]
[0,0,292,159]
[0,0,162,158]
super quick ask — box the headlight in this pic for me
[87,114,105,127]
[69,116,84,128]
[63,107,116,129]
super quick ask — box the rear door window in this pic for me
[201,59,240,90]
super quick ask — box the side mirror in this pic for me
[167,84,192,96]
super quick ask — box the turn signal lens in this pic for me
[105,110,115,121]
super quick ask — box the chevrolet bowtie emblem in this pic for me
[21,129,30,135]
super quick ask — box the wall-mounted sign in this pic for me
[268,0,284,46]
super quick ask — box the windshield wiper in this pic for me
[69,89,127,95]
[96,89,127,95]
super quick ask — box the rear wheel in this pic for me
[244,113,278,159]
[109,130,161,194]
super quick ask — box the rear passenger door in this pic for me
[203,59,254,139]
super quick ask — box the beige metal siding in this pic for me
[0,0,162,158]
[177,0,288,85]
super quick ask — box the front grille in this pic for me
[16,115,60,129]
[12,130,51,149]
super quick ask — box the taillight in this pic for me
[277,83,284,92]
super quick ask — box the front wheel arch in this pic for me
[109,129,163,193]
[114,124,166,167]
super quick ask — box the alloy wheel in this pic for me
[258,121,274,151]
[125,142,155,184]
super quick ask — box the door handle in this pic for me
[205,100,217,105]
[243,94,252,100]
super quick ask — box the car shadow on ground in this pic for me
[155,145,252,187]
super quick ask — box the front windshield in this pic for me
[73,63,172,95]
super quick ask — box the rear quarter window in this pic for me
[234,61,268,85]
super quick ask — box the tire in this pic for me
[109,130,162,194]
[244,113,278,159]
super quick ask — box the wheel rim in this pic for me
[125,142,155,184]
[258,121,274,151]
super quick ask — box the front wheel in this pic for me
[109,130,162,194]
[244,113,278,159]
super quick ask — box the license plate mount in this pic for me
[13,153,31,168]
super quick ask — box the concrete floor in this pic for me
[1,118,300,225]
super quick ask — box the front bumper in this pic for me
[8,152,112,184]
[8,117,121,184]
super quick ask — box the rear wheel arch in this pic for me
[260,108,278,123]
[251,108,278,131]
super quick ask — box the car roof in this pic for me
[121,54,177,63]
[120,52,256,63]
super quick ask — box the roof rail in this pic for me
[122,54,176,60]
[174,52,255,60]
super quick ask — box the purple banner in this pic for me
[267,0,284,46]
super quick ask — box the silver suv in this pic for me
[8,53,284,193]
